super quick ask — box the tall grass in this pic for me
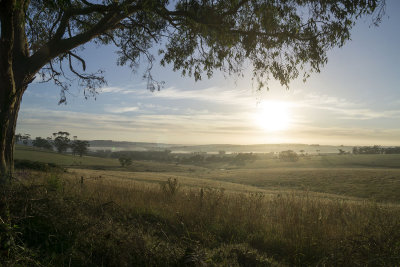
[1,170,399,266]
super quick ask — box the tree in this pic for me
[71,139,90,157]
[119,157,132,167]
[15,133,22,143]
[20,133,31,145]
[32,137,53,150]
[0,0,385,180]
[53,131,70,153]
[279,150,299,162]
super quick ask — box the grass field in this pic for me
[3,145,399,265]
[14,145,120,167]
[244,153,400,169]
[14,145,400,203]
[14,145,205,172]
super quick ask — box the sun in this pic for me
[254,101,291,132]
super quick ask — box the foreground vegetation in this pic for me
[4,147,400,265]
[1,168,400,266]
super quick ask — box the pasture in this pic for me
[4,145,400,266]
[15,146,400,203]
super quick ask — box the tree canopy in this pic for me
[71,139,90,157]
[52,131,70,153]
[24,0,385,94]
[32,136,53,150]
[0,0,385,179]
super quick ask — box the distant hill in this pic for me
[89,140,173,151]
[89,140,353,154]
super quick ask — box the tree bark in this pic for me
[0,101,13,182]
[5,91,23,173]
[0,90,23,183]
[0,64,27,182]
[0,0,30,183]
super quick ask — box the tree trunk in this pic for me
[5,92,23,173]
[0,0,30,183]
[0,86,24,183]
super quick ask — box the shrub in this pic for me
[14,159,63,172]
[118,157,132,167]
[160,178,180,197]
[2,170,399,266]
[279,150,299,162]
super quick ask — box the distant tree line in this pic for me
[176,152,257,166]
[112,150,173,162]
[352,146,400,154]
[32,137,52,150]
[105,150,259,167]
[16,131,90,157]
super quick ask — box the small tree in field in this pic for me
[53,132,70,154]
[119,157,132,167]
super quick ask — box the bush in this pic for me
[14,159,64,172]
[160,178,180,198]
[279,150,299,162]
[118,157,132,167]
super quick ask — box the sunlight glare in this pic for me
[255,101,291,132]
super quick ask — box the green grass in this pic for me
[16,145,400,170]
[243,154,400,169]
[14,145,205,172]
[14,145,120,168]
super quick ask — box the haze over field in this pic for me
[16,1,400,146]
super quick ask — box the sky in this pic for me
[16,1,400,146]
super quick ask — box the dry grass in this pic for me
[70,167,400,203]
[1,169,399,266]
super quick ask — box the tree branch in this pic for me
[221,0,250,16]
[28,1,142,76]
[68,51,86,71]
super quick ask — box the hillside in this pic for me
[87,141,355,154]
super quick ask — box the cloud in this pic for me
[100,85,400,123]
[100,83,147,95]
[16,104,400,145]
[17,80,400,146]
[298,93,400,120]
[104,106,139,113]
[152,86,253,104]
[101,86,126,93]
[100,86,142,95]
[16,107,255,142]
[99,84,257,108]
